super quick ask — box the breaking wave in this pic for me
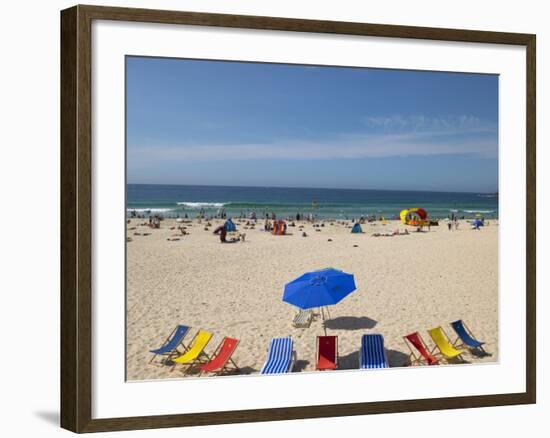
[177,202,227,209]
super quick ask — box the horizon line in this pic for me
[126,182,497,195]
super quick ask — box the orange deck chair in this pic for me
[316,335,338,370]
[198,337,240,376]
[403,332,439,366]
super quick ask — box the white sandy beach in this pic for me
[126,218,498,380]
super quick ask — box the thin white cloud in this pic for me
[363,114,494,133]
[129,134,497,164]
[128,115,497,165]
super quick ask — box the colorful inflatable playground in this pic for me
[400,208,430,228]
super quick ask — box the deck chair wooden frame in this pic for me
[403,332,438,366]
[315,335,338,370]
[169,330,213,375]
[428,326,466,362]
[288,351,297,372]
[149,325,190,365]
[198,337,240,376]
[450,320,487,354]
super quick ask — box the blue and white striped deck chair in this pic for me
[359,334,389,369]
[260,337,296,374]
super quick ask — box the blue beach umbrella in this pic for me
[283,268,357,333]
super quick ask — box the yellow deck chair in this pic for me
[428,327,465,362]
[171,329,213,373]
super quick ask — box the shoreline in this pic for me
[126,185,499,221]
[127,212,499,223]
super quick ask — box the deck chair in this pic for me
[198,337,240,376]
[360,334,389,369]
[149,325,190,364]
[450,320,486,353]
[170,329,213,374]
[260,337,295,374]
[428,327,466,361]
[403,332,439,365]
[316,336,338,370]
[293,309,313,328]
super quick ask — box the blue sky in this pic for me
[126,57,498,192]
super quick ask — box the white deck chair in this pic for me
[292,309,313,328]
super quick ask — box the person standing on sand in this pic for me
[448,221,452,231]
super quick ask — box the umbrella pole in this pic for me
[321,306,327,336]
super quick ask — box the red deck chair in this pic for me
[316,335,338,370]
[198,337,240,376]
[403,332,439,366]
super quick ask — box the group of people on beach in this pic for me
[447,218,460,231]
[234,211,319,223]
[148,215,161,229]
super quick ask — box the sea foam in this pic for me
[177,202,226,208]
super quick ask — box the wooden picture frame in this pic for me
[60,4,536,433]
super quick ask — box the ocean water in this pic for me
[126,184,498,220]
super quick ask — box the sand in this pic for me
[126,218,498,380]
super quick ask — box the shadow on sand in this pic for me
[292,360,310,372]
[470,348,493,358]
[337,351,360,370]
[237,366,259,375]
[334,349,411,370]
[447,356,471,365]
[386,349,411,367]
[324,316,377,330]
